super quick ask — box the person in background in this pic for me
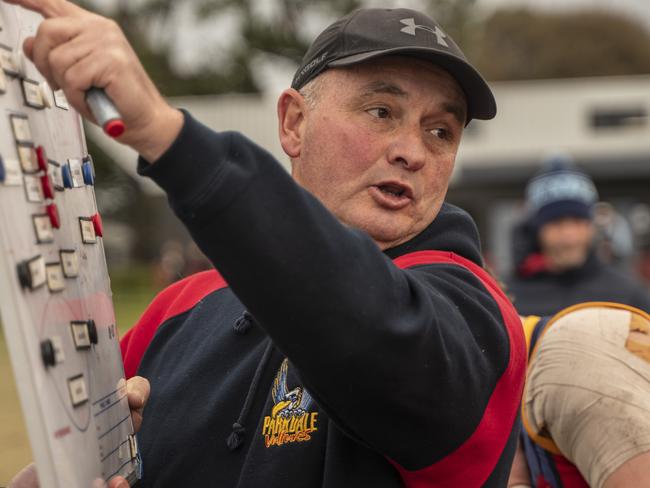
[506,155,650,316]
[508,302,650,488]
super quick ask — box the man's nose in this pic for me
[386,126,427,172]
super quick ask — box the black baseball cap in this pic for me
[292,8,496,121]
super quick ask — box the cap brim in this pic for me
[328,47,496,121]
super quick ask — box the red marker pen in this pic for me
[85,88,125,138]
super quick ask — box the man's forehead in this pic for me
[335,58,468,122]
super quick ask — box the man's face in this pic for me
[538,217,595,272]
[287,56,467,250]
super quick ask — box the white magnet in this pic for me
[51,335,65,364]
[10,115,32,144]
[18,145,38,173]
[3,158,22,186]
[22,79,45,109]
[68,159,84,188]
[79,218,97,244]
[60,250,79,278]
[67,374,89,407]
[23,175,44,203]
[53,90,69,110]
[32,214,54,243]
[45,262,65,292]
[70,321,91,349]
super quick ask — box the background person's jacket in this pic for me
[120,112,526,487]
[507,221,650,317]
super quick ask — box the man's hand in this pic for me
[3,0,183,161]
[8,376,150,488]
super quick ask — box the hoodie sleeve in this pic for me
[137,113,526,478]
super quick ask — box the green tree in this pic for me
[475,8,650,81]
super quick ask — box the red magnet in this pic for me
[46,203,60,229]
[91,213,103,237]
[40,174,54,199]
[36,146,48,172]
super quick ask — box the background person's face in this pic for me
[538,217,595,272]
[291,57,467,250]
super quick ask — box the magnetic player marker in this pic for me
[0,154,5,183]
[0,45,19,76]
[21,79,45,109]
[36,146,47,172]
[82,157,95,186]
[2,158,21,186]
[17,145,38,174]
[60,250,79,278]
[24,175,44,203]
[53,89,69,110]
[32,214,54,243]
[87,319,98,345]
[39,81,54,109]
[17,255,46,290]
[41,174,54,199]
[91,213,103,237]
[46,203,60,229]
[41,339,56,368]
[10,115,32,144]
[68,159,83,188]
[128,435,138,459]
[45,262,65,293]
[67,374,89,407]
[79,217,97,243]
[70,321,92,349]
[48,160,64,191]
[51,336,65,364]
[61,163,73,189]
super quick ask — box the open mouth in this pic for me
[370,181,414,209]
[376,182,413,199]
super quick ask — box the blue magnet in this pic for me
[82,158,95,186]
[0,155,5,183]
[62,163,73,189]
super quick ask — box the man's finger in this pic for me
[27,17,84,87]
[126,376,150,409]
[8,462,38,488]
[4,0,85,19]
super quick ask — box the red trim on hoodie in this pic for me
[391,251,526,487]
[120,269,227,378]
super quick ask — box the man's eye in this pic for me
[429,128,449,139]
[367,107,391,118]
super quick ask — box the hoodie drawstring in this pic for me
[226,338,274,451]
[233,311,254,334]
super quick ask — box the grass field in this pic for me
[0,270,160,484]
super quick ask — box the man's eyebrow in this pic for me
[358,81,467,124]
[359,81,408,98]
[443,102,467,126]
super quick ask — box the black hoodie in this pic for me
[120,113,526,487]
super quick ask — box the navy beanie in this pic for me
[525,155,598,230]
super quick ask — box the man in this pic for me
[507,157,650,316]
[7,1,526,486]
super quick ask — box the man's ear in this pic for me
[277,88,307,159]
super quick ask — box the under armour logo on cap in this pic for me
[399,18,449,47]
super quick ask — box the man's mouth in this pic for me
[370,181,414,209]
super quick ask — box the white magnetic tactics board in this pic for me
[0,5,140,487]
